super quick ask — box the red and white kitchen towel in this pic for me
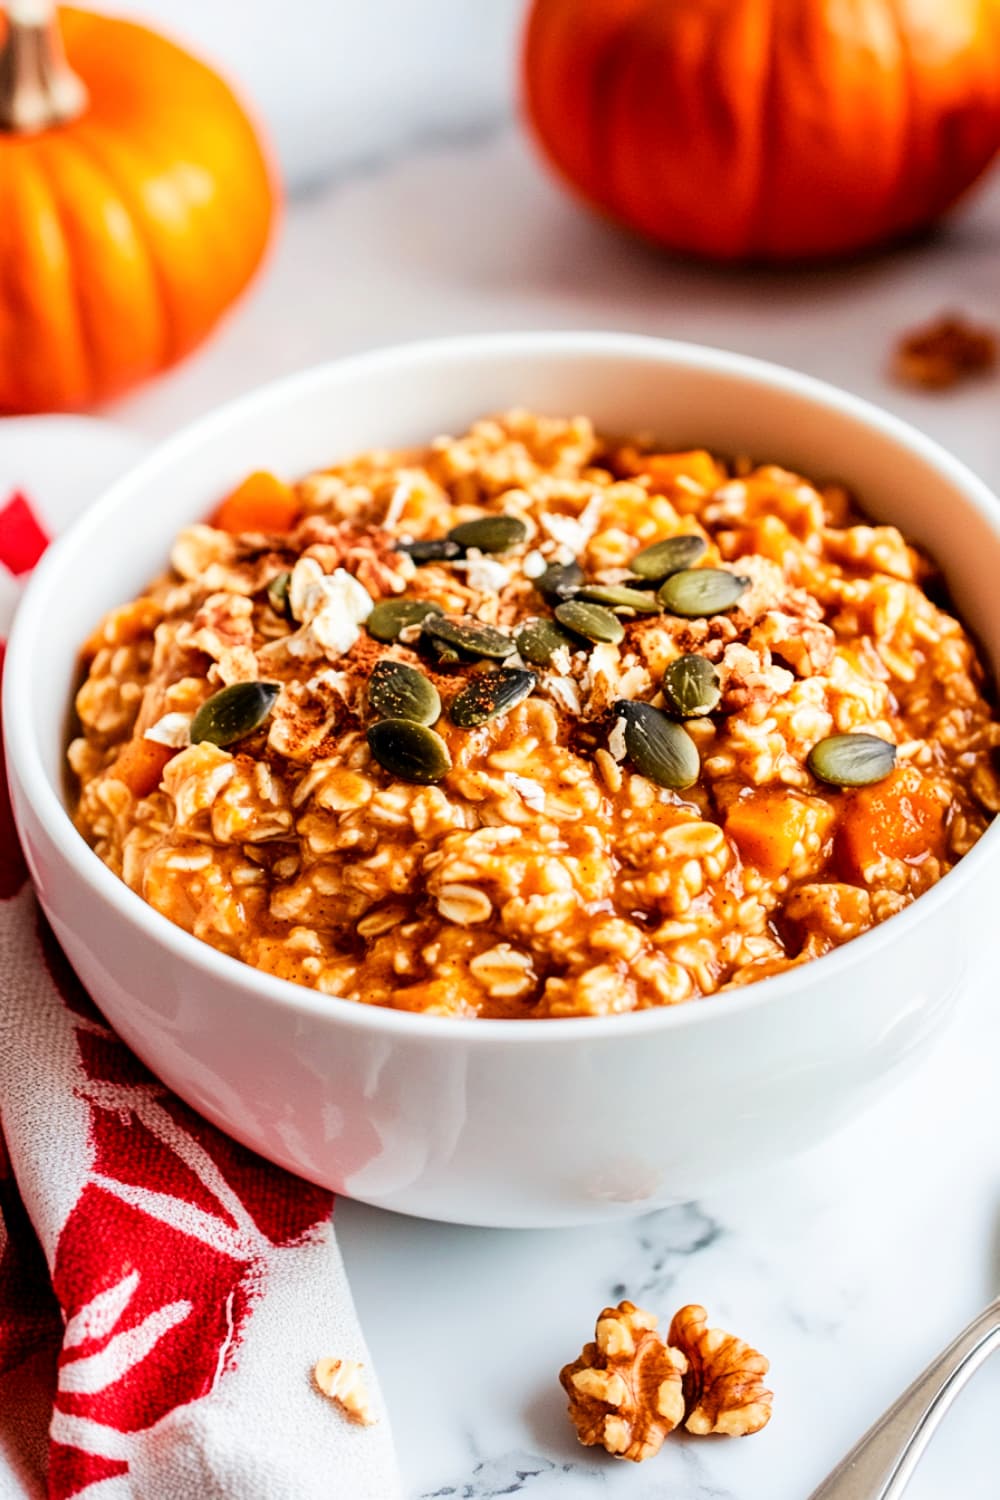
[0,420,400,1500]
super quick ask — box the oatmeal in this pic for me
[69,412,1000,1018]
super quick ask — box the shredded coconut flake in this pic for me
[546,676,582,716]
[539,512,587,551]
[383,480,412,530]
[522,549,547,579]
[540,494,606,553]
[144,713,192,748]
[287,559,373,659]
[608,718,628,762]
[506,772,547,811]
[452,550,511,593]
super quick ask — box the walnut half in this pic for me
[560,1300,688,1462]
[668,1304,773,1436]
[892,313,997,390]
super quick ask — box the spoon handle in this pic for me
[808,1299,1000,1500]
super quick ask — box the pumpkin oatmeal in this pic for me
[68,411,1000,1018]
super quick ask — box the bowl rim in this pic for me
[6,328,1000,1046]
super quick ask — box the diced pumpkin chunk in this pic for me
[109,738,176,798]
[644,450,724,493]
[726,789,835,879]
[837,766,945,883]
[213,471,300,534]
[82,598,162,659]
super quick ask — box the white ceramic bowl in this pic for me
[6,333,1000,1228]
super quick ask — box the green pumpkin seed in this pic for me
[422,615,516,660]
[426,639,462,665]
[615,700,700,790]
[449,668,537,727]
[190,681,280,748]
[367,660,440,725]
[447,514,527,553]
[554,599,625,645]
[630,534,707,581]
[367,718,452,784]
[577,584,662,615]
[367,598,444,643]
[534,559,584,601]
[807,733,897,788]
[657,568,750,618]
[662,654,721,719]
[515,617,577,666]
[266,570,292,617]
[396,537,462,564]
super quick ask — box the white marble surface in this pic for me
[86,0,522,190]
[105,125,1000,1497]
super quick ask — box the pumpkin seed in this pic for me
[367,660,440,725]
[515,617,577,666]
[630,533,707,581]
[449,668,537,727]
[657,568,750,617]
[534,559,584,602]
[615,700,700,790]
[367,597,444,643]
[367,718,452,784]
[807,733,897,788]
[577,584,662,615]
[426,638,462,666]
[397,537,462,564]
[447,514,527,553]
[662,654,721,719]
[190,681,280,748]
[266,570,292,617]
[554,599,625,645]
[422,615,516,660]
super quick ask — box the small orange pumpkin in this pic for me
[0,3,276,412]
[523,0,1000,264]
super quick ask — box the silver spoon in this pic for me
[809,1297,1000,1499]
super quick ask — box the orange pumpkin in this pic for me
[523,0,1000,264]
[0,3,276,413]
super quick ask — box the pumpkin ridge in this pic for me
[0,148,89,409]
[881,0,921,239]
[746,0,779,259]
[32,140,96,406]
[66,123,173,366]
[594,2,649,214]
[39,129,169,393]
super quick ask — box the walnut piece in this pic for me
[313,1356,376,1425]
[892,313,997,391]
[560,1300,687,1462]
[668,1304,773,1436]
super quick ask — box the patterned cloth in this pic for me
[0,428,400,1500]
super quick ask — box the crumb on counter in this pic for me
[312,1356,376,1425]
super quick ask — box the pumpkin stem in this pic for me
[0,1,87,133]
